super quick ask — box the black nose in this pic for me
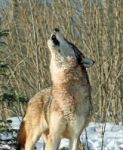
[53,28,60,32]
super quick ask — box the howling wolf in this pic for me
[17,28,95,150]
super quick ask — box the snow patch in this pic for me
[0,117,123,150]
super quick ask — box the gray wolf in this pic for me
[17,28,95,150]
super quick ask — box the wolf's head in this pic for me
[47,28,95,68]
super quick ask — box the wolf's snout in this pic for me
[92,60,95,64]
[51,34,60,46]
[51,34,56,40]
[53,28,60,32]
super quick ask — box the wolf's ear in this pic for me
[82,57,95,68]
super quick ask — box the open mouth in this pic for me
[51,34,60,46]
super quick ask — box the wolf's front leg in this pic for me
[45,133,61,150]
[69,136,80,150]
[45,111,66,150]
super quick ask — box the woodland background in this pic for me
[0,0,123,128]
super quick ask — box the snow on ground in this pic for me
[0,117,123,150]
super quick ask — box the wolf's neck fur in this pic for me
[50,52,90,88]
